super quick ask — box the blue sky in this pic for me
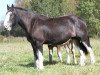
[0,0,15,21]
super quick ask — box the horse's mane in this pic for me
[13,7,28,11]
[14,7,47,17]
[13,7,38,15]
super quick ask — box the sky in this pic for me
[0,0,15,21]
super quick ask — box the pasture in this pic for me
[0,36,100,75]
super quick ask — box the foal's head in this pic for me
[4,4,18,31]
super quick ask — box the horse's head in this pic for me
[4,4,18,31]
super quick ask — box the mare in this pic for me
[4,4,95,69]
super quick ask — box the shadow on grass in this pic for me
[18,63,34,68]
[44,60,58,66]
[62,61,78,66]
[18,60,58,68]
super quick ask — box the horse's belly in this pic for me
[44,35,70,45]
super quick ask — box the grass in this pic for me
[0,37,100,75]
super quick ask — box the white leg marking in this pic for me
[79,50,86,66]
[35,50,44,69]
[58,51,62,62]
[66,47,70,64]
[83,42,95,64]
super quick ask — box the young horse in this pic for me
[4,5,95,69]
[48,39,77,64]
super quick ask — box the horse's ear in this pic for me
[11,4,14,8]
[7,4,10,10]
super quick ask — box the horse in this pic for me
[48,39,77,64]
[4,4,95,69]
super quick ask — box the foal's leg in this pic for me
[65,45,71,64]
[48,45,53,63]
[31,42,44,69]
[72,48,77,64]
[57,46,62,62]
[71,44,77,64]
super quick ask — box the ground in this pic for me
[0,36,100,75]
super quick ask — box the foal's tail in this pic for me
[73,38,88,55]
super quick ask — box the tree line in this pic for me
[0,0,100,37]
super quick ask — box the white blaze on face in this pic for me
[4,12,12,31]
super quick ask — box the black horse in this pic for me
[4,4,95,69]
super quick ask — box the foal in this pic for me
[48,39,77,64]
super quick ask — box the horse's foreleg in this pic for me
[31,42,44,69]
[48,45,53,63]
[73,39,86,66]
[57,46,62,62]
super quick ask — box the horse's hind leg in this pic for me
[79,49,86,66]
[78,36,95,65]
[57,46,62,62]
[73,38,86,66]
[48,45,53,63]
[82,41,95,64]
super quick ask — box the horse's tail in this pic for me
[78,41,88,55]
[73,38,88,55]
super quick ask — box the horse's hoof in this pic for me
[74,62,77,64]
[35,67,44,70]
[91,59,95,64]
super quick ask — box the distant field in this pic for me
[0,37,100,75]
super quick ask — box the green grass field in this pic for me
[0,37,100,75]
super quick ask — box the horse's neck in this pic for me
[17,9,37,33]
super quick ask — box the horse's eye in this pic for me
[10,14,14,19]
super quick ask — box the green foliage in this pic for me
[77,0,100,37]
[15,0,31,8]
[30,0,76,17]
[10,25,25,37]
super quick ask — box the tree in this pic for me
[77,0,100,37]
[0,21,4,32]
[30,0,77,17]
[0,21,10,36]
[15,0,31,8]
